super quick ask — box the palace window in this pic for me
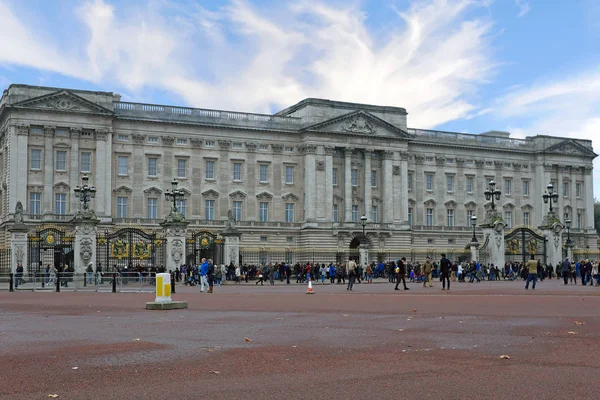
[371,205,378,223]
[426,174,433,191]
[205,160,215,180]
[285,203,295,223]
[504,211,512,229]
[333,204,339,223]
[233,162,242,181]
[147,198,158,219]
[563,182,570,197]
[408,208,413,225]
[332,168,338,186]
[466,176,474,194]
[576,182,582,198]
[259,202,269,222]
[285,166,294,184]
[352,205,359,223]
[577,212,583,228]
[447,209,455,227]
[426,208,434,226]
[504,179,512,195]
[351,169,359,187]
[523,180,530,196]
[118,156,128,176]
[232,142,243,149]
[205,200,215,220]
[29,192,41,216]
[233,201,242,221]
[30,149,41,170]
[80,152,91,173]
[117,196,128,218]
[176,138,187,145]
[523,211,530,226]
[259,164,269,183]
[371,170,377,187]
[408,173,413,190]
[176,199,187,217]
[467,209,474,224]
[148,137,158,144]
[55,193,67,215]
[446,175,454,193]
[148,157,158,177]
[177,159,187,178]
[56,151,67,171]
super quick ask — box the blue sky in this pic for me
[1,0,599,197]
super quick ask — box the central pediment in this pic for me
[301,110,411,139]
[542,139,597,158]
[12,90,114,115]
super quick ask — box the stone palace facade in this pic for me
[0,84,597,266]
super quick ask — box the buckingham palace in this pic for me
[0,84,597,271]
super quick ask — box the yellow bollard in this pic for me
[154,273,172,303]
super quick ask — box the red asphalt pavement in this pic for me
[1,279,599,400]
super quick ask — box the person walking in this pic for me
[207,259,215,293]
[394,258,409,291]
[347,259,357,291]
[199,258,210,292]
[422,257,433,288]
[440,253,452,291]
[524,254,538,290]
[561,258,570,285]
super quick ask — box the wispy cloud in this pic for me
[497,71,600,196]
[514,0,530,18]
[0,0,497,128]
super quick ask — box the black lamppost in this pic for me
[470,215,478,243]
[542,183,559,213]
[74,175,96,210]
[360,215,367,243]
[565,219,572,248]
[164,179,185,213]
[484,180,502,211]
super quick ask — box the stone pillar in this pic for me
[14,126,29,209]
[470,243,479,262]
[344,148,353,222]
[482,220,505,269]
[381,150,394,224]
[9,224,28,274]
[540,221,563,267]
[69,128,80,213]
[95,131,107,217]
[73,218,99,275]
[399,152,409,224]
[223,232,241,266]
[359,243,369,268]
[324,146,335,222]
[584,167,594,229]
[43,126,54,214]
[161,222,188,273]
[364,149,372,220]
[302,144,317,222]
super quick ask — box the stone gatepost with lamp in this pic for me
[479,180,505,269]
[72,175,100,275]
[539,183,563,267]
[160,179,189,275]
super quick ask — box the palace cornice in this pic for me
[4,105,114,119]
[407,140,535,155]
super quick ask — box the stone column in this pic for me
[43,126,55,214]
[222,229,242,266]
[381,150,394,224]
[324,146,335,222]
[95,131,108,217]
[344,148,353,223]
[481,220,505,269]
[584,167,594,229]
[9,224,28,274]
[302,144,317,223]
[73,218,99,275]
[69,128,80,213]
[399,152,409,224]
[14,126,29,209]
[359,243,369,268]
[363,149,372,221]
[470,243,479,262]
[540,221,563,267]
[161,222,188,273]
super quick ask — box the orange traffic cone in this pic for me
[306,279,314,294]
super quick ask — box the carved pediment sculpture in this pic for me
[344,115,376,134]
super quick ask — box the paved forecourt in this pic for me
[1,280,599,400]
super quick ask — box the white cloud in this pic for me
[514,0,530,18]
[0,0,497,128]
[497,72,600,198]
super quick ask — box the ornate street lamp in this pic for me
[164,179,185,213]
[471,215,478,243]
[360,214,367,244]
[484,180,502,211]
[565,219,572,248]
[74,174,96,210]
[542,183,559,213]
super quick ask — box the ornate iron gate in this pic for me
[96,228,166,273]
[186,231,223,265]
[505,227,547,265]
[28,227,74,273]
